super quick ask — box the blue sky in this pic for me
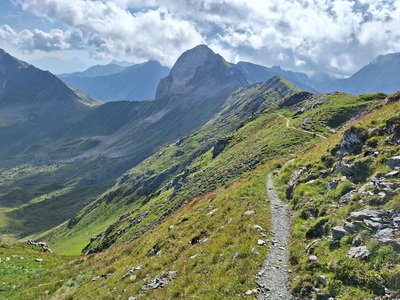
[1,0,400,76]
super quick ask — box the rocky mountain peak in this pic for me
[156,44,249,99]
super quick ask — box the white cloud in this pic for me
[6,0,400,76]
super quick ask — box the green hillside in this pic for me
[0,90,397,299]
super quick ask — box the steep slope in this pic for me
[59,61,170,101]
[0,48,100,160]
[0,86,396,300]
[232,61,318,93]
[275,94,400,299]
[0,45,250,245]
[42,76,302,254]
[319,52,400,94]
[156,44,249,100]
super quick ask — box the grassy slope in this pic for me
[275,98,400,299]
[0,90,394,299]
[44,77,306,254]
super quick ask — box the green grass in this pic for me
[276,98,400,298]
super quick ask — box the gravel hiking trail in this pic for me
[276,113,327,140]
[257,174,292,300]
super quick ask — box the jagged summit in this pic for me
[156,44,249,99]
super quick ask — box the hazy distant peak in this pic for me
[156,45,248,99]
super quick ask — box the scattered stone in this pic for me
[364,219,381,229]
[375,228,394,239]
[331,226,347,240]
[243,210,256,216]
[141,271,178,290]
[35,258,43,262]
[189,254,197,259]
[344,221,362,234]
[386,171,399,178]
[168,225,174,231]
[207,208,218,216]
[245,290,253,295]
[130,275,137,281]
[227,218,233,224]
[350,209,384,220]
[339,190,357,205]
[387,156,400,170]
[378,238,400,249]
[279,247,285,251]
[308,255,318,262]
[27,240,53,253]
[316,275,327,286]
[286,166,308,199]
[347,246,370,259]
[92,276,99,281]
[253,225,267,232]
[258,239,266,246]
[232,253,239,261]
[385,287,392,295]
[327,179,339,191]
[251,248,260,255]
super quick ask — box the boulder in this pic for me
[316,275,327,286]
[387,156,400,170]
[339,127,366,158]
[331,226,346,240]
[286,166,308,199]
[375,228,394,239]
[344,221,362,234]
[350,209,384,220]
[347,246,370,259]
[141,271,178,290]
[352,235,363,246]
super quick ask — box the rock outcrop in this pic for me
[155,45,249,100]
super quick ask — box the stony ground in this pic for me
[257,174,292,300]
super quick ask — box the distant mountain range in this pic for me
[317,52,400,94]
[58,61,170,102]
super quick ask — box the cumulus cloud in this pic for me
[8,0,400,76]
[0,24,83,51]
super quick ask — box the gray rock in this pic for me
[378,238,400,250]
[258,239,266,246]
[35,258,43,262]
[375,228,394,239]
[331,226,347,240]
[243,210,256,216]
[286,166,308,199]
[207,208,218,215]
[327,179,339,191]
[350,209,384,220]
[352,235,363,246]
[339,128,365,158]
[364,219,381,228]
[309,255,318,261]
[347,246,370,259]
[386,171,399,178]
[344,221,362,234]
[339,190,357,205]
[141,271,178,290]
[316,275,327,286]
[387,156,400,170]
[253,225,267,232]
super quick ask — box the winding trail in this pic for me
[257,174,292,300]
[276,113,327,140]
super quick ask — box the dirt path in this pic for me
[257,174,292,300]
[276,113,327,140]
